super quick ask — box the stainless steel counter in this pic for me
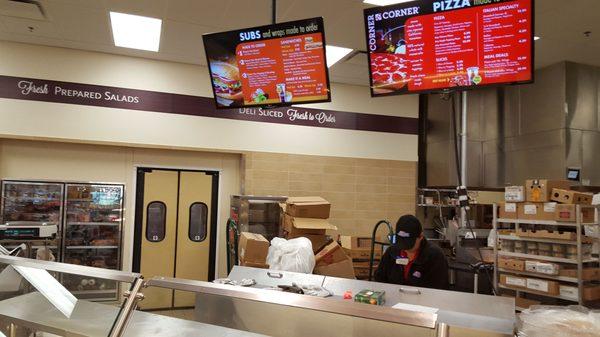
[0,292,267,337]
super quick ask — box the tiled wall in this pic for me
[242,152,417,236]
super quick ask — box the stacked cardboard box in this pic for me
[340,236,382,280]
[282,197,337,254]
[238,232,270,268]
[313,241,355,279]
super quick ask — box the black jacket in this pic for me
[374,238,449,290]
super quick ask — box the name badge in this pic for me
[396,257,409,265]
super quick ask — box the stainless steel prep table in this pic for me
[0,292,268,337]
[192,266,515,337]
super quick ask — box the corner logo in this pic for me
[398,231,411,238]
[18,80,48,95]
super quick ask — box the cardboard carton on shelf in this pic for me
[283,214,338,237]
[555,204,596,223]
[498,257,525,271]
[551,189,593,205]
[526,278,560,295]
[559,267,600,281]
[525,180,571,202]
[559,285,600,301]
[498,202,518,219]
[516,229,578,241]
[505,186,525,202]
[524,260,560,275]
[500,274,527,289]
[285,196,331,219]
[238,232,269,264]
[518,202,557,221]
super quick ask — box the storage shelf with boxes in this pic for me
[494,179,600,311]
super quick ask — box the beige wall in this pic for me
[243,152,417,237]
[0,40,418,161]
[0,138,240,278]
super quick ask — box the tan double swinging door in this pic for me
[133,168,218,310]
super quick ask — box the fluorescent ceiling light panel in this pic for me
[110,11,162,52]
[326,45,353,67]
[534,36,540,41]
[364,0,415,5]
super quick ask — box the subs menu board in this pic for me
[364,0,533,96]
[203,17,331,109]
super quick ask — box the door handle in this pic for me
[267,272,283,279]
[399,287,421,295]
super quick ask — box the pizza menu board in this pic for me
[364,0,533,96]
[203,17,331,109]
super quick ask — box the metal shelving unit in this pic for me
[493,204,600,307]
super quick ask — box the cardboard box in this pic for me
[343,247,382,260]
[315,241,349,267]
[517,229,577,241]
[283,214,338,237]
[514,297,542,310]
[526,180,571,202]
[286,196,331,219]
[354,289,385,305]
[525,261,560,275]
[526,278,560,295]
[354,267,371,279]
[593,193,600,206]
[240,259,269,269]
[555,204,595,223]
[294,234,331,254]
[340,236,374,250]
[518,202,556,221]
[498,257,525,271]
[500,274,527,289]
[551,189,593,205]
[498,203,518,219]
[559,267,600,281]
[560,285,600,301]
[505,186,525,202]
[238,232,269,264]
[313,256,355,279]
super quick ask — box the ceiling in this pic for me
[0,0,599,86]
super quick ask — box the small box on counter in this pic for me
[285,196,331,219]
[505,186,525,202]
[498,203,518,219]
[555,204,595,222]
[517,202,557,221]
[551,189,594,205]
[559,285,600,301]
[498,257,525,271]
[238,232,269,264]
[500,274,527,289]
[526,278,560,295]
[525,180,570,202]
[354,289,385,305]
[525,260,560,275]
[283,214,338,237]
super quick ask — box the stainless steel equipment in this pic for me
[188,266,515,337]
[230,195,286,240]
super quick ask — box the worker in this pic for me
[375,215,449,290]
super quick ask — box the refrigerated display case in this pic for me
[63,183,124,301]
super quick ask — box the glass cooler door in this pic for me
[62,183,124,301]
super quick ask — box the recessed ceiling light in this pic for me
[534,36,540,41]
[363,0,414,6]
[110,12,162,52]
[326,45,353,68]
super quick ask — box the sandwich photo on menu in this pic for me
[209,61,243,105]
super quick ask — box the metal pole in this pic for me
[460,91,468,227]
[108,278,145,337]
[436,322,450,337]
[272,0,276,24]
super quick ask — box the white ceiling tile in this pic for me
[0,16,62,39]
[106,0,168,18]
[160,20,214,63]
[165,0,230,26]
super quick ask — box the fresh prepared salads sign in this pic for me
[203,17,331,109]
[364,0,534,96]
[0,75,418,135]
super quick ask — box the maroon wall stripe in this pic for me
[0,75,418,135]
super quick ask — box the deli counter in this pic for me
[0,255,515,337]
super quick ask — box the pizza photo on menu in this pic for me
[369,26,408,95]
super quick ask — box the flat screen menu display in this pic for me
[203,17,331,109]
[364,0,533,96]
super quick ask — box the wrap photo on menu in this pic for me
[364,0,533,96]
[203,17,331,108]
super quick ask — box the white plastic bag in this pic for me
[266,237,315,273]
[518,305,600,337]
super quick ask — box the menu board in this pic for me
[203,17,331,109]
[364,0,533,96]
